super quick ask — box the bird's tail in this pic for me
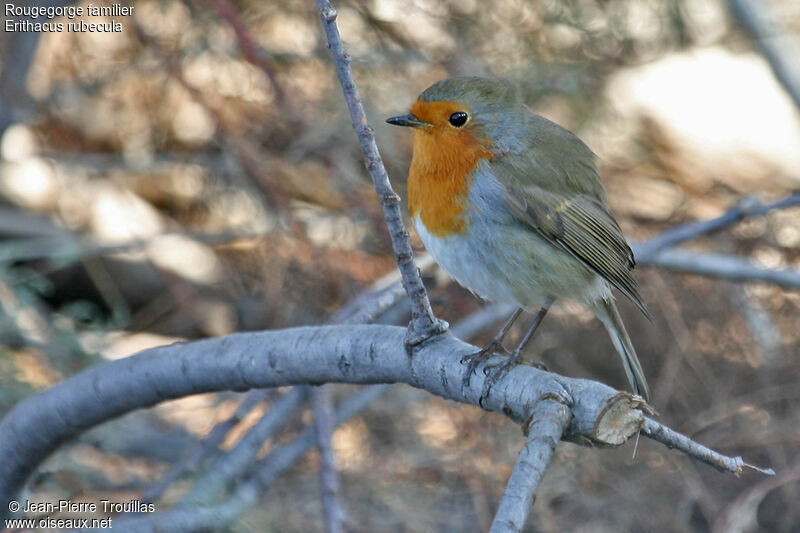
[595,298,651,402]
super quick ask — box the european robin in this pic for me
[387,76,651,401]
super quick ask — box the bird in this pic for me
[386,76,651,402]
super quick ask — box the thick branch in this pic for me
[0,325,762,516]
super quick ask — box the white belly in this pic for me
[414,216,531,307]
[413,215,611,310]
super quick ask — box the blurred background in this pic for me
[1,0,799,531]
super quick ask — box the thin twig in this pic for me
[633,192,800,260]
[316,0,444,343]
[638,248,800,288]
[642,417,775,476]
[490,398,571,533]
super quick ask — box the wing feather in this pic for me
[505,187,651,320]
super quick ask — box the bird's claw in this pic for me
[478,356,519,405]
[478,357,548,406]
[461,340,510,388]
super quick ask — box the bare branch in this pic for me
[315,0,444,342]
[0,325,770,517]
[184,387,308,505]
[637,248,800,289]
[101,386,389,533]
[140,389,275,504]
[643,417,774,476]
[630,193,800,286]
[633,193,800,260]
[490,398,571,533]
[133,299,509,529]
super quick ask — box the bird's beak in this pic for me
[386,113,430,129]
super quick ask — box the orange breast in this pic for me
[407,100,493,237]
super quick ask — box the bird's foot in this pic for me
[478,356,548,406]
[461,340,510,388]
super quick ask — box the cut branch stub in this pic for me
[565,389,650,446]
[592,393,650,445]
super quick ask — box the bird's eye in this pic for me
[448,112,468,127]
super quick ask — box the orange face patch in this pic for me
[406,100,493,237]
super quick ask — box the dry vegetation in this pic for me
[1,0,800,531]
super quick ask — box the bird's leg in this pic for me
[507,306,549,371]
[480,305,550,404]
[461,308,522,387]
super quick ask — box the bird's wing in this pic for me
[504,186,650,319]
[495,111,649,318]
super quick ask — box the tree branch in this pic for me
[315,0,444,342]
[0,325,769,519]
[311,386,347,533]
[124,303,543,531]
[183,387,308,505]
[490,398,572,533]
[101,385,390,533]
[632,193,800,260]
[637,248,800,288]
